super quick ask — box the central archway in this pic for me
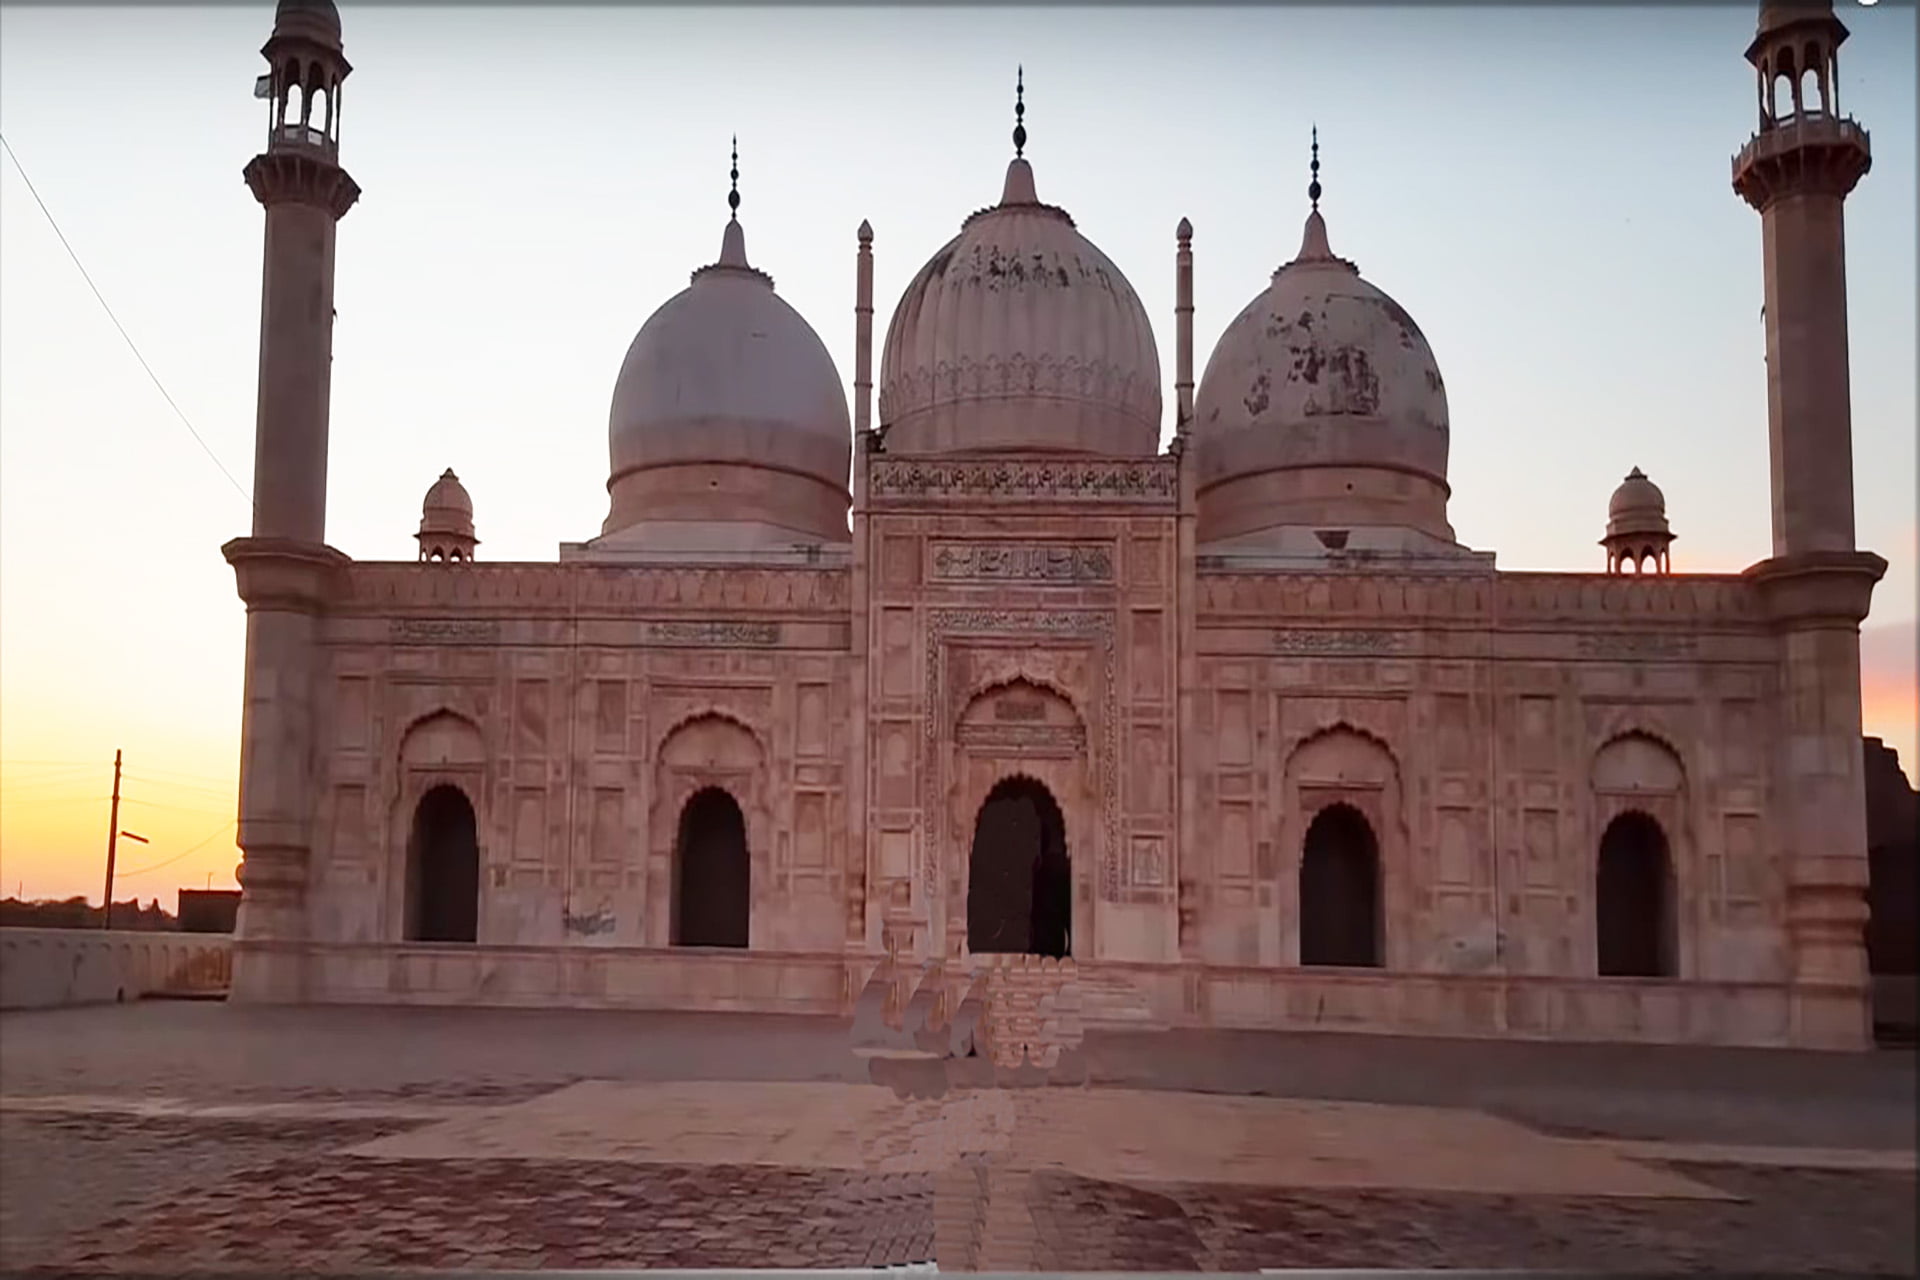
[967,776,1070,958]
[1596,811,1675,978]
[405,784,479,944]
[1299,802,1382,968]
[673,786,749,948]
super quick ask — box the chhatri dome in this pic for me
[1602,465,1676,574]
[598,142,852,552]
[416,468,477,563]
[1193,131,1455,552]
[878,72,1163,456]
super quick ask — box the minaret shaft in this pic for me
[251,197,343,541]
[1759,192,1855,555]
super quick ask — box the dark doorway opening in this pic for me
[405,784,479,943]
[967,777,1071,958]
[1596,811,1676,978]
[673,787,750,948]
[1299,803,1382,967]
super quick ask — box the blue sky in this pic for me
[0,4,1913,898]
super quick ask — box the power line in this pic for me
[116,819,237,880]
[0,131,253,510]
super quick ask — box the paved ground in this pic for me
[2,1002,1914,1273]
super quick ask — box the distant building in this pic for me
[222,0,1890,1050]
[176,890,242,935]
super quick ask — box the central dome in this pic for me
[877,156,1162,456]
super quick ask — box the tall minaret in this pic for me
[221,0,359,1002]
[1733,0,1886,1049]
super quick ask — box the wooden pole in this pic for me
[101,749,122,929]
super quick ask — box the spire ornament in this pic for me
[1308,125,1322,211]
[1013,66,1027,158]
[728,135,741,222]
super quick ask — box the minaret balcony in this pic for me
[1732,114,1870,177]
[1731,114,1871,209]
[269,121,338,160]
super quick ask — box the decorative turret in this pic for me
[1601,467,1674,574]
[416,469,478,563]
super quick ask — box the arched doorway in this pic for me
[967,777,1070,958]
[1596,811,1675,977]
[673,787,749,948]
[1299,803,1382,967]
[405,785,479,943]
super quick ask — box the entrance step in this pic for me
[1074,966,1167,1031]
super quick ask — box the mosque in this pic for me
[223,0,1887,1048]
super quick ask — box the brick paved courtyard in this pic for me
[2,1002,1914,1273]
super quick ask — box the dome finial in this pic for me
[1013,66,1027,158]
[728,135,741,222]
[1308,124,1322,212]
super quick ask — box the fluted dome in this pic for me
[1606,467,1670,538]
[878,157,1162,456]
[1602,466,1675,573]
[417,468,477,562]
[420,468,473,531]
[1193,208,1452,545]
[602,218,852,548]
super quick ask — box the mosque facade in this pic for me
[224,0,1887,1048]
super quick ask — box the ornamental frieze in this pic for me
[388,618,501,644]
[869,457,1178,502]
[1272,629,1408,656]
[643,621,782,647]
[929,541,1115,584]
[1575,633,1699,658]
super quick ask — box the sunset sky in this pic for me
[0,4,1913,904]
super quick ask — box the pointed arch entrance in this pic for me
[1596,811,1675,978]
[1299,802,1382,968]
[673,786,750,948]
[404,784,479,943]
[967,776,1071,958]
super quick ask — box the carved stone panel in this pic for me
[928,541,1115,584]
[924,609,1119,903]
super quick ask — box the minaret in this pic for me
[1732,0,1886,1048]
[221,0,359,1002]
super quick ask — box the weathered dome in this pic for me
[271,0,342,46]
[877,157,1162,456]
[1192,208,1452,544]
[419,468,473,534]
[1606,466,1670,538]
[602,218,852,547]
[416,468,477,562]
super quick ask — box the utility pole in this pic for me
[101,748,122,930]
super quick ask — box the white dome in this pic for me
[877,157,1162,456]
[603,219,851,545]
[1193,210,1452,544]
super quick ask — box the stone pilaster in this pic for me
[224,538,350,1002]
[1746,551,1886,1047]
